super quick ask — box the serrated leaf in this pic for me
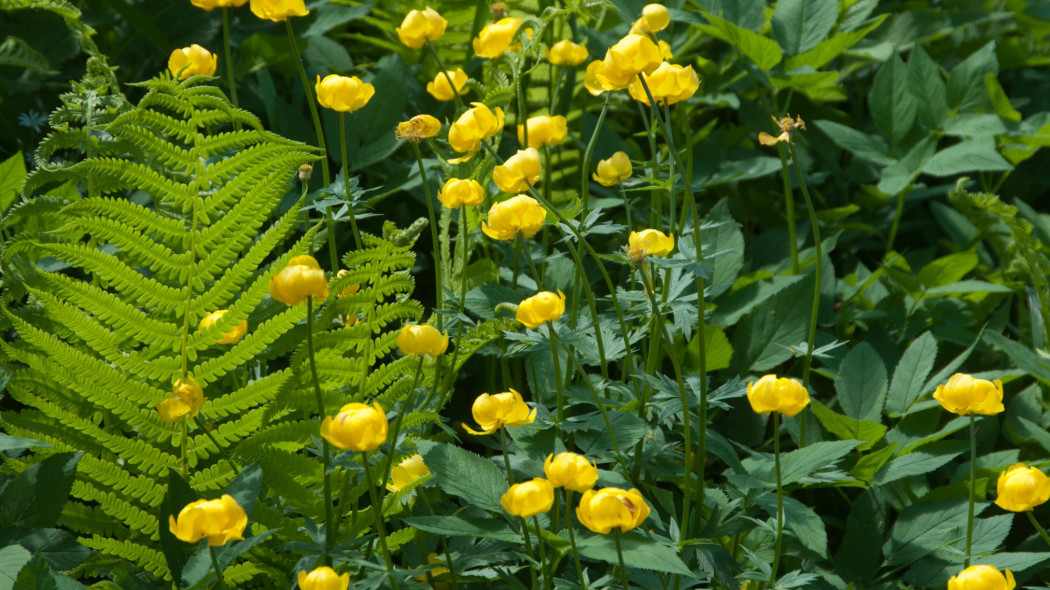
[835,488,885,582]
[771,0,838,55]
[0,545,32,590]
[575,532,692,575]
[0,151,26,213]
[785,15,888,71]
[871,54,916,147]
[887,332,938,416]
[835,342,888,423]
[416,441,507,514]
[877,136,937,196]
[942,114,1007,137]
[873,440,966,485]
[918,251,977,288]
[814,120,894,166]
[697,12,782,71]
[810,401,886,451]
[730,274,811,374]
[756,493,828,556]
[922,137,1013,176]
[403,516,520,542]
[907,46,948,129]
[1,453,81,529]
[947,41,998,113]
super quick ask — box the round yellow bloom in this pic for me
[493,148,542,193]
[516,290,566,329]
[315,75,375,113]
[386,454,430,493]
[584,60,606,96]
[437,178,485,209]
[576,487,650,534]
[268,254,328,306]
[191,0,248,10]
[746,374,810,417]
[593,151,632,186]
[448,102,505,159]
[321,402,389,451]
[396,7,447,49]
[298,567,349,590]
[473,17,524,59]
[546,40,589,66]
[198,310,248,345]
[249,0,308,21]
[396,324,449,357]
[169,494,247,546]
[397,114,441,142]
[628,62,699,105]
[157,374,207,423]
[933,373,1005,416]
[994,463,1050,512]
[168,45,217,80]
[947,565,1016,590]
[628,229,674,261]
[517,115,567,149]
[501,478,555,518]
[601,34,662,88]
[630,3,670,34]
[427,68,470,102]
[544,452,599,493]
[464,389,536,435]
[481,195,546,240]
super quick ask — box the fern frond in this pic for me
[79,536,168,579]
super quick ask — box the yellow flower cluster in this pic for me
[427,69,469,102]
[474,18,524,58]
[493,148,542,193]
[437,178,484,209]
[269,255,328,306]
[544,452,598,493]
[198,310,248,345]
[298,567,350,590]
[249,0,308,21]
[315,75,375,113]
[448,102,504,160]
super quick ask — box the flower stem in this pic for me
[533,515,550,590]
[381,356,425,490]
[1026,510,1050,549]
[284,20,330,188]
[209,546,227,590]
[546,323,565,440]
[788,144,820,447]
[362,451,400,589]
[520,516,538,588]
[965,415,976,568]
[565,490,587,590]
[885,188,910,258]
[412,142,443,327]
[425,40,466,111]
[614,529,630,590]
[776,148,799,274]
[559,337,627,476]
[500,426,515,486]
[180,421,188,479]
[517,233,542,288]
[440,206,470,403]
[307,298,335,564]
[338,113,363,254]
[768,412,784,590]
[221,7,239,110]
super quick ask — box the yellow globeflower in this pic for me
[396,324,449,357]
[492,148,542,193]
[168,45,218,80]
[584,60,607,96]
[321,402,389,451]
[249,0,308,21]
[947,565,1016,590]
[746,375,810,417]
[544,452,599,493]
[157,374,207,424]
[576,487,650,534]
[628,62,699,105]
[546,40,589,66]
[516,290,566,329]
[396,114,441,142]
[191,0,247,10]
[605,34,662,80]
[169,495,247,546]
[268,254,328,306]
[298,566,350,590]
[627,229,674,261]
[464,389,536,435]
[501,478,555,518]
[427,68,469,101]
[481,195,546,240]
[473,17,524,58]
[315,75,375,113]
[396,7,447,49]
[593,151,632,186]
[995,463,1050,512]
[387,454,430,493]
[517,115,567,148]
[448,102,505,160]
[630,3,671,34]
[437,178,485,209]
[933,373,1005,416]
[198,310,248,345]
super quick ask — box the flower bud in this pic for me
[426,68,470,101]
[321,402,389,451]
[492,148,542,193]
[157,374,206,423]
[396,324,449,357]
[268,254,328,306]
[387,454,430,493]
[544,452,599,493]
[168,45,218,80]
[396,114,442,142]
[947,565,1016,590]
[628,62,699,105]
[746,375,810,417]
[464,389,536,435]
[933,373,1005,416]
[168,494,247,546]
[593,151,632,186]
[630,3,670,34]
[546,40,589,66]
[448,102,505,160]
[481,195,545,240]
[191,0,248,10]
[501,478,555,518]
[473,17,524,58]
[576,487,650,534]
[516,290,566,329]
[396,7,447,49]
[315,75,375,113]
[627,229,674,262]
[517,115,567,148]
[437,178,485,209]
[994,463,1050,512]
[298,163,313,182]
[298,567,350,590]
[249,0,308,21]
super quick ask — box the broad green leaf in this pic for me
[785,15,888,71]
[810,401,886,451]
[0,151,26,213]
[884,498,972,567]
[687,325,734,372]
[223,463,262,517]
[835,342,888,423]
[756,493,828,556]
[918,251,977,288]
[871,54,916,147]
[947,41,998,113]
[887,332,938,416]
[850,443,898,484]
[702,199,745,298]
[304,36,353,73]
[301,3,371,37]
[779,441,861,486]
[906,46,948,129]
[771,0,838,56]
[692,0,765,31]
[770,71,843,101]
[983,331,1050,386]
[417,441,507,514]
[877,136,937,196]
[5,528,90,571]
[872,440,966,485]
[0,434,50,453]
[921,328,984,402]
[942,114,1007,137]
[985,73,1022,122]
[729,275,811,373]
[835,488,885,582]
[923,280,1014,297]
[813,120,894,165]
[1,453,80,529]
[575,532,692,575]
[403,516,520,543]
[697,12,782,71]
[0,545,32,590]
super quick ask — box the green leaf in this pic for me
[692,0,765,31]
[756,493,828,556]
[810,401,886,451]
[301,3,371,37]
[223,463,262,517]
[983,331,1050,387]
[403,516,520,543]
[871,54,916,147]
[771,0,838,56]
[920,329,984,403]
[886,332,938,416]
[850,443,898,484]
[906,46,948,129]
[304,36,353,73]
[835,342,888,423]
[785,15,888,71]
[917,250,977,288]
[12,555,58,590]
[873,440,966,485]
[0,545,32,590]
[730,274,811,373]
[813,120,894,166]
[2,528,90,571]
[884,498,970,567]
[985,73,1022,122]
[923,280,1014,297]
[159,469,198,586]
[575,532,692,575]
[779,441,861,486]
[416,441,507,514]
[0,434,50,454]
[947,41,998,113]
[942,114,1007,137]
[1,453,81,529]
[697,12,782,71]
[0,151,26,214]
[835,488,885,582]
[923,137,1012,176]
[877,136,936,196]
[702,199,745,298]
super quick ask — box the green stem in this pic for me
[520,516,538,588]
[425,40,467,111]
[412,141,443,328]
[565,490,587,590]
[1025,510,1050,549]
[517,66,529,148]
[777,148,799,274]
[559,337,628,476]
[442,206,471,398]
[580,93,611,216]
[546,324,565,440]
[789,144,821,447]
[533,515,550,590]
[339,112,363,253]
[500,426,515,486]
[768,412,784,590]
[307,298,335,564]
[363,451,400,589]
[285,20,330,188]
[614,529,630,590]
[381,356,425,490]
[619,184,634,233]
[965,415,976,568]
[517,233,542,288]
[209,546,227,590]
[221,7,239,110]
[885,188,908,257]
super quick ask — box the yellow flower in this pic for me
[658,40,673,59]
[249,0,308,21]
[758,115,806,146]
[334,269,360,297]
[544,452,598,493]
[396,7,447,49]
[448,102,505,160]
[481,195,546,240]
[473,17,524,58]
[584,60,607,96]
[576,487,650,534]
[464,389,536,435]
[397,114,442,142]
[315,75,375,113]
[190,0,248,10]
[995,463,1050,512]
[493,148,542,193]
[298,567,350,590]
[501,478,555,518]
[947,565,1016,590]
[628,62,699,105]
[630,3,671,34]
[517,114,567,148]
[268,254,328,305]
[414,554,450,584]
[387,454,431,493]
[396,324,449,357]
[933,373,1005,416]
[600,34,662,90]
[546,40,589,66]
[746,374,810,417]
[168,494,247,546]
[168,45,217,80]
[321,402,389,452]
[157,374,207,423]
[198,310,248,345]
[593,151,632,186]
[427,68,470,101]
[516,290,566,329]
[437,178,485,209]
[627,229,674,261]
